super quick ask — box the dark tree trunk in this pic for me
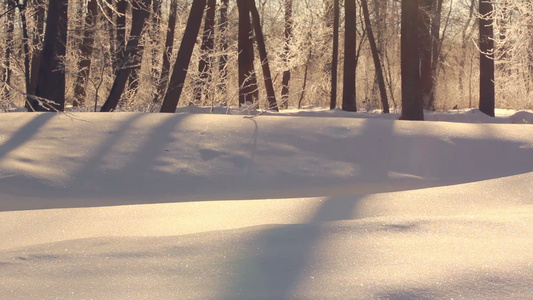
[342,0,357,112]
[115,0,128,71]
[150,0,162,77]
[105,0,116,69]
[429,0,443,109]
[160,0,207,113]
[218,0,229,96]
[193,0,216,102]
[236,0,258,106]
[400,0,424,120]
[31,0,68,112]
[419,0,433,110]
[101,0,152,112]
[154,0,178,104]
[330,0,339,109]
[361,0,389,113]
[280,0,293,109]
[2,0,15,100]
[479,0,495,117]
[28,0,45,94]
[249,0,278,111]
[73,0,98,107]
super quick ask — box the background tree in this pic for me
[160,0,207,113]
[193,0,216,103]
[479,0,495,117]
[280,0,293,109]
[31,0,68,111]
[400,0,424,120]
[153,0,178,105]
[361,0,389,113]
[73,0,98,107]
[101,0,152,112]
[330,0,339,109]
[237,0,259,106]
[249,0,279,111]
[342,0,357,112]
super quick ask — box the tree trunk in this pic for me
[115,0,128,71]
[400,0,424,120]
[31,0,68,112]
[218,0,229,97]
[249,0,278,111]
[330,0,339,109]
[429,0,443,109]
[193,0,216,102]
[419,0,433,110]
[236,0,258,106]
[73,0,98,107]
[160,0,207,113]
[150,0,162,78]
[2,0,15,100]
[101,0,151,112]
[342,0,357,112]
[361,0,389,113]
[28,0,45,96]
[154,0,178,105]
[280,0,293,109]
[479,0,495,117]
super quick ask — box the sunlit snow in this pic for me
[0,109,532,299]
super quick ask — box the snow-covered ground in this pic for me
[0,109,532,299]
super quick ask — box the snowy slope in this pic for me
[0,111,532,299]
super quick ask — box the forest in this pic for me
[0,0,531,119]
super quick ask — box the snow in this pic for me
[0,109,532,299]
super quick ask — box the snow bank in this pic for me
[0,111,532,299]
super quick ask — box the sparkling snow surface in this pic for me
[0,110,532,299]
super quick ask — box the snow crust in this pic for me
[0,111,532,299]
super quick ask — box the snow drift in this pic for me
[0,111,532,299]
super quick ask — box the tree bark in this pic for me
[218,0,229,96]
[154,0,178,105]
[73,0,98,107]
[330,0,339,109]
[342,0,357,112]
[249,0,278,111]
[28,0,45,96]
[160,0,207,113]
[280,0,293,109]
[114,0,128,71]
[361,0,389,113]
[101,0,152,112]
[31,0,68,112]
[419,0,433,110]
[236,0,258,106]
[400,0,424,120]
[2,0,15,100]
[479,0,495,116]
[193,0,216,102]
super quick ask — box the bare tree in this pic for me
[400,0,424,120]
[237,0,258,106]
[160,0,207,113]
[479,0,495,116]
[193,0,216,102]
[217,0,229,96]
[73,0,98,107]
[249,0,279,111]
[361,0,389,113]
[31,0,68,111]
[153,0,178,105]
[330,0,339,109]
[101,0,152,112]
[342,0,357,112]
[280,0,293,109]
